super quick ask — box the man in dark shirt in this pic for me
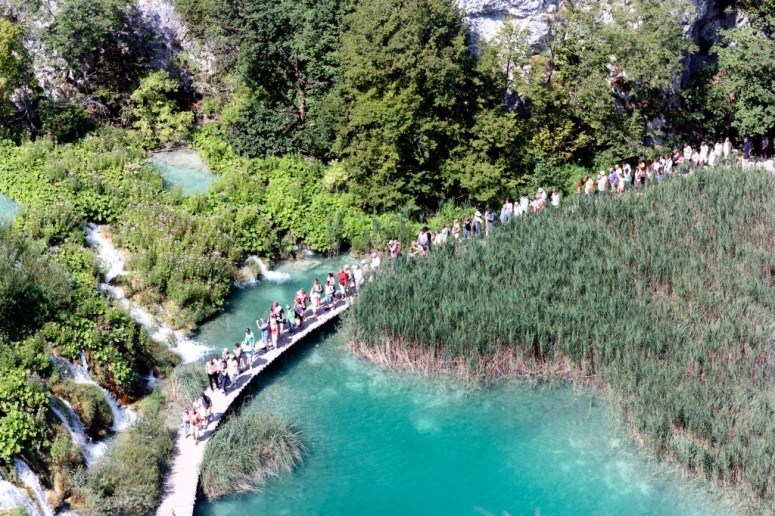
[743,138,754,160]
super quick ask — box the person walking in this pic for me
[269,318,279,350]
[723,137,732,162]
[243,328,255,368]
[311,279,323,316]
[227,353,239,387]
[463,217,472,239]
[286,304,297,335]
[205,356,219,391]
[324,273,336,308]
[452,219,461,240]
[473,211,483,237]
[257,318,269,352]
[218,357,230,394]
[233,342,243,371]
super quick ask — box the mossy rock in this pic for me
[51,381,113,439]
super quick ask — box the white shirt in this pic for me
[371,255,381,271]
[550,192,560,207]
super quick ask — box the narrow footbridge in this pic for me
[156,301,348,516]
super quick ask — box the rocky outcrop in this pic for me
[458,0,559,43]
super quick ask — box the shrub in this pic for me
[200,411,305,499]
[75,392,173,514]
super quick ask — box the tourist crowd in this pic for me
[181,138,752,442]
[181,258,386,443]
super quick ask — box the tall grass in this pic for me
[344,169,775,503]
[200,411,305,499]
[168,362,209,407]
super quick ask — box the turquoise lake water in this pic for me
[149,148,215,196]
[0,193,21,224]
[193,258,729,516]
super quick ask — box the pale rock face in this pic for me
[459,0,559,43]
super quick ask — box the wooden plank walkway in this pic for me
[156,300,349,516]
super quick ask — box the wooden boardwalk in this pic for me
[156,301,348,516]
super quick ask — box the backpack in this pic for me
[201,394,211,408]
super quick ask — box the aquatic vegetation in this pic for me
[169,363,209,407]
[345,169,775,503]
[200,411,305,499]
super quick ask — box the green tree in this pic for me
[716,26,775,138]
[225,0,344,158]
[127,71,194,147]
[552,0,695,161]
[42,0,154,114]
[0,18,29,119]
[334,0,476,210]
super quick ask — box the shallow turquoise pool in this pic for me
[0,193,22,224]
[149,148,214,196]
[193,258,728,516]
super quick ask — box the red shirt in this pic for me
[338,272,348,285]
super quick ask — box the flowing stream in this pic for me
[49,398,109,466]
[86,223,210,363]
[189,258,729,515]
[14,459,54,516]
[0,477,41,516]
[51,353,137,432]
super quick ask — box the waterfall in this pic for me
[85,223,127,283]
[51,354,137,432]
[249,256,292,282]
[13,459,54,516]
[0,478,41,516]
[87,224,211,363]
[50,398,108,466]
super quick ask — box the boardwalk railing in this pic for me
[156,301,349,516]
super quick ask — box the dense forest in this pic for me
[0,0,773,512]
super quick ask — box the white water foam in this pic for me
[0,478,41,516]
[50,398,108,466]
[250,256,292,283]
[51,354,137,432]
[14,459,53,516]
[85,224,127,283]
[88,224,211,363]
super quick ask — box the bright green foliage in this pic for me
[334,0,475,210]
[346,170,775,502]
[127,71,194,148]
[0,19,29,118]
[200,410,305,499]
[716,27,775,138]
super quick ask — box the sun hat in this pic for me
[223,347,228,353]
[475,210,482,217]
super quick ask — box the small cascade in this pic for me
[51,354,137,432]
[0,478,41,516]
[85,224,127,283]
[50,398,108,466]
[250,256,292,282]
[88,224,211,363]
[98,386,137,432]
[14,459,54,516]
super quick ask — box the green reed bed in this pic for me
[344,169,775,504]
[200,411,305,499]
